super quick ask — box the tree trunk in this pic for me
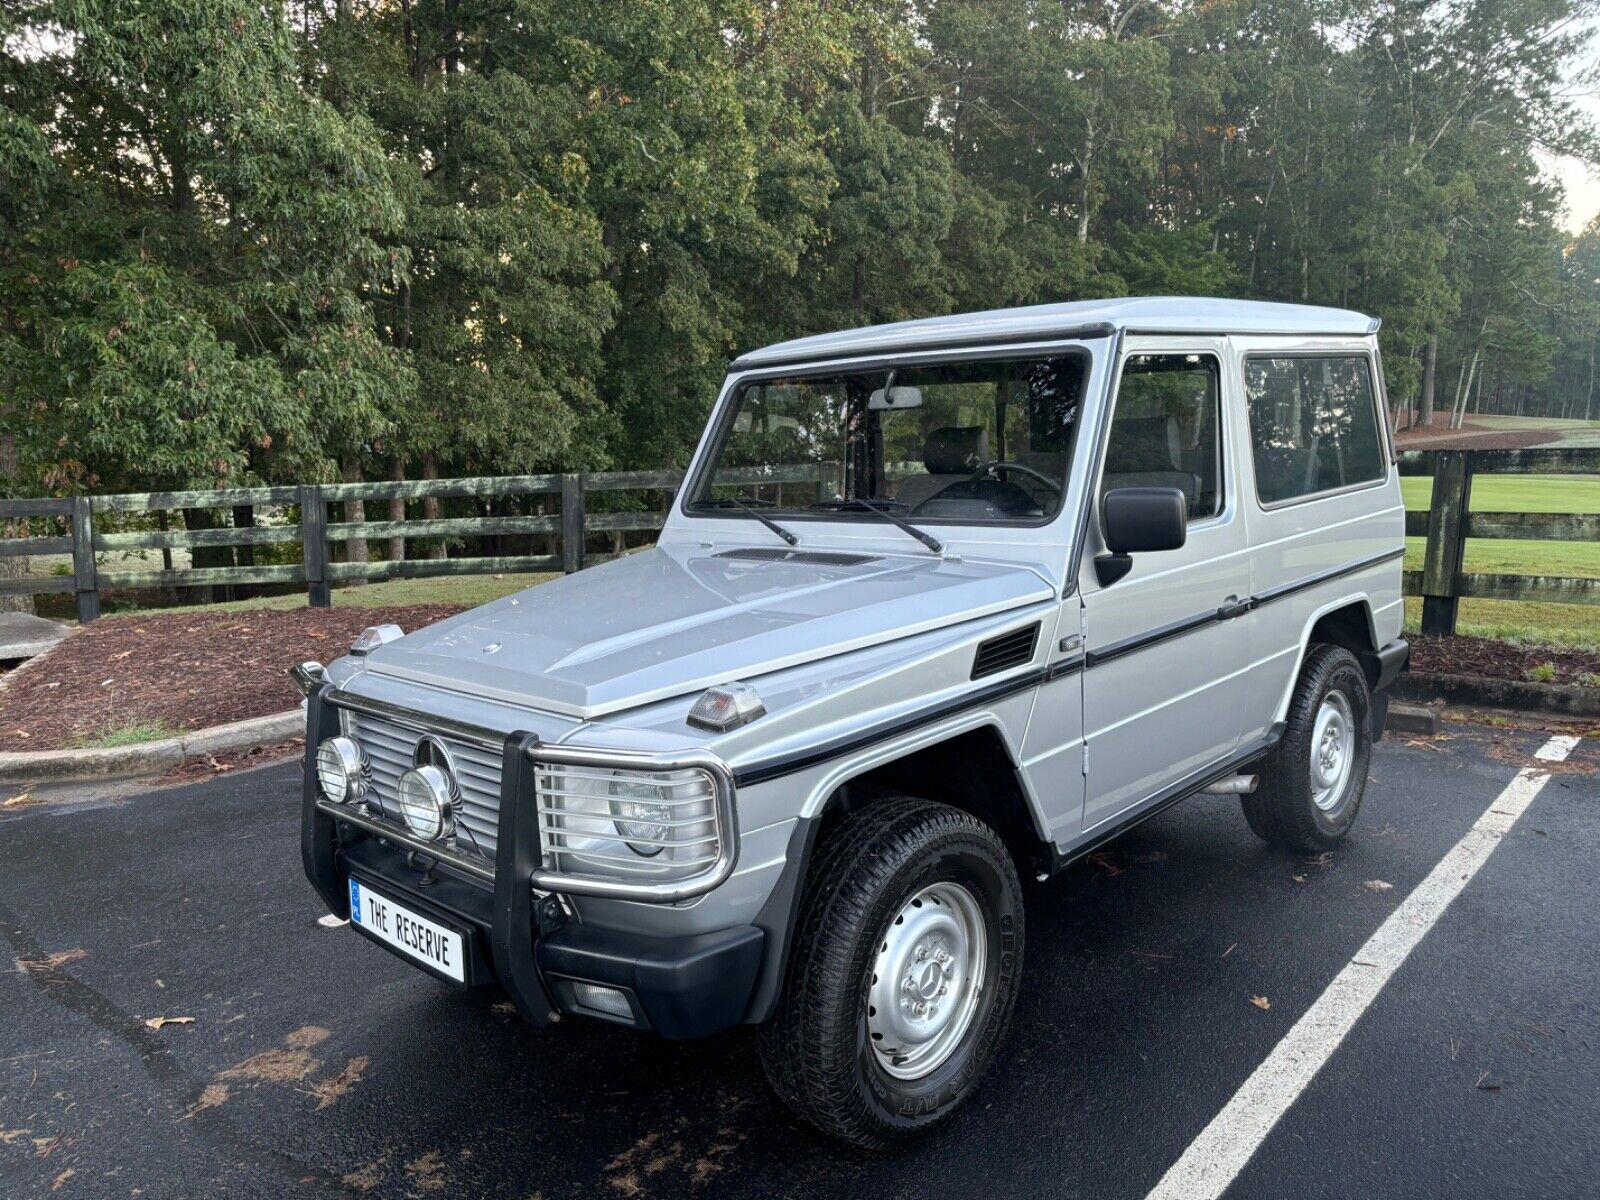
[1417,334,1437,428]
[422,450,446,560]
[342,450,368,585]
[388,455,406,563]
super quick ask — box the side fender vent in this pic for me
[971,623,1040,680]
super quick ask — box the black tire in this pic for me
[757,798,1024,1149]
[1242,644,1373,851]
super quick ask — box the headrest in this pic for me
[1105,416,1180,474]
[924,426,989,475]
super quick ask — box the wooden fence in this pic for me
[0,470,687,622]
[1401,446,1600,635]
[0,449,1595,630]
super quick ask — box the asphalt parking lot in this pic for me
[2,722,1596,1199]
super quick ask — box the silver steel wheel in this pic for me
[865,881,988,1081]
[1310,690,1356,812]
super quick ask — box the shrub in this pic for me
[1526,662,1558,684]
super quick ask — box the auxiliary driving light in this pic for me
[315,736,368,805]
[396,765,455,842]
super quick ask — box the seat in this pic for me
[1101,415,1200,508]
[895,427,990,510]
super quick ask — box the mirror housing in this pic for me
[1096,487,1187,586]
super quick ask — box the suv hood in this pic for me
[360,545,1053,719]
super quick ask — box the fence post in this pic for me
[561,473,585,574]
[70,496,100,623]
[299,484,331,608]
[1420,450,1472,636]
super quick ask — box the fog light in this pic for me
[571,981,633,1020]
[316,737,367,804]
[396,765,454,841]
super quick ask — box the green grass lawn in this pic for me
[1401,472,1600,648]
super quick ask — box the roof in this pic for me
[731,297,1378,370]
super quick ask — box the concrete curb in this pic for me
[1394,670,1600,719]
[0,709,305,784]
[1385,702,1442,736]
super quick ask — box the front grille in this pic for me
[344,712,502,863]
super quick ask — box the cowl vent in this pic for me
[971,623,1040,679]
[714,548,879,567]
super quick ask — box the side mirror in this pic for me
[1096,487,1187,586]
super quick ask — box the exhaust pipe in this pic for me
[1201,774,1258,796]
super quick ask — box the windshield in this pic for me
[686,351,1089,525]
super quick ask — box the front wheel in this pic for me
[1243,643,1373,850]
[757,798,1024,1149]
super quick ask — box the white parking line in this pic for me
[1146,733,1581,1200]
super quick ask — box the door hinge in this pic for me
[1082,744,1090,776]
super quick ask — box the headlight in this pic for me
[537,764,720,879]
[316,737,367,804]
[609,774,674,857]
[396,765,455,842]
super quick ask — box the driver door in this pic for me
[1077,339,1251,833]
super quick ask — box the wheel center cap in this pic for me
[915,960,943,1000]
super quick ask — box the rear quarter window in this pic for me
[1244,354,1386,505]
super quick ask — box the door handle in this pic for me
[1217,596,1252,620]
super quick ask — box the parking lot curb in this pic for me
[0,709,304,785]
[1385,702,1441,735]
[1394,670,1600,718]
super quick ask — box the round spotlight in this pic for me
[396,765,455,842]
[315,737,367,804]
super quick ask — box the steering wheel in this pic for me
[968,460,1063,495]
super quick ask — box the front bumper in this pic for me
[300,683,765,1039]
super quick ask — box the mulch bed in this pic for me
[1393,414,1565,451]
[0,605,464,752]
[1409,633,1600,688]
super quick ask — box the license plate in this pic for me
[347,879,465,983]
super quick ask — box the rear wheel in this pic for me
[1243,644,1372,851]
[757,798,1024,1149]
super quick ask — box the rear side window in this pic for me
[1244,355,1385,505]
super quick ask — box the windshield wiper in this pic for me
[695,496,799,547]
[823,498,943,555]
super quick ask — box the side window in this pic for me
[1102,353,1223,521]
[1245,355,1385,505]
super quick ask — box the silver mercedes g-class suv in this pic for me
[295,297,1408,1148]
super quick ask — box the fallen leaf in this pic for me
[1086,851,1123,877]
[110,650,133,661]
[144,1016,195,1030]
[3,793,41,810]
[1250,995,1271,1011]
[12,730,29,739]
[1291,874,1307,883]
[1363,879,1395,893]
[51,1168,74,1191]
[1474,1070,1501,1091]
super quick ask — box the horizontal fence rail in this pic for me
[1398,446,1600,634]
[0,449,1594,627]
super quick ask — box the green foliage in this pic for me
[2,0,1597,498]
